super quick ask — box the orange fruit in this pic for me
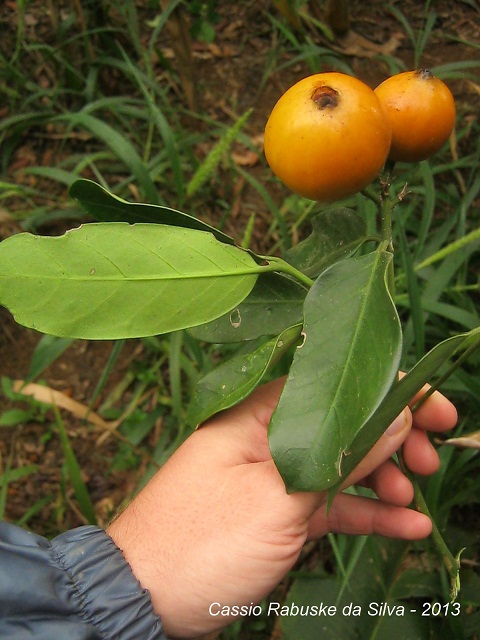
[264,72,392,202]
[374,69,456,162]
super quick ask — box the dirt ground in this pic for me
[1,0,479,535]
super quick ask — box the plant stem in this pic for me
[397,451,462,601]
[397,336,480,602]
[379,167,396,251]
[377,161,463,600]
[378,169,397,297]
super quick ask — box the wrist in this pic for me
[106,473,208,639]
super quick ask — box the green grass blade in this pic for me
[387,4,416,49]
[419,300,479,330]
[88,340,126,411]
[54,406,97,525]
[236,165,291,252]
[169,331,183,420]
[0,465,39,487]
[118,47,186,201]
[430,60,480,80]
[397,214,425,359]
[412,162,435,260]
[19,167,81,187]
[402,227,480,275]
[415,8,437,67]
[27,335,73,381]
[16,496,55,527]
[55,112,159,204]
[0,464,39,520]
[146,0,184,55]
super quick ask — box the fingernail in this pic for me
[385,410,408,437]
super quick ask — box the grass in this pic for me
[1,1,480,638]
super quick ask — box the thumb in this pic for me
[342,408,412,488]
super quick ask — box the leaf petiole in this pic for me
[262,255,315,289]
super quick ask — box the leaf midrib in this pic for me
[0,267,270,282]
[312,251,388,457]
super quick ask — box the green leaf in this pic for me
[391,568,442,600]
[281,538,440,639]
[327,327,480,495]
[69,179,235,245]
[284,208,368,278]
[269,250,402,492]
[0,223,269,339]
[188,272,306,342]
[187,323,302,427]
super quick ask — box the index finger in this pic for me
[411,386,458,432]
[397,373,458,432]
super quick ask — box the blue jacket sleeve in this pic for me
[0,522,167,640]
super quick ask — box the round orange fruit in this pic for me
[264,72,392,202]
[374,69,456,162]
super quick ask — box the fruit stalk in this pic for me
[378,163,397,296]
[379,161,396,250]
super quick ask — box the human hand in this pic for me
[107,377,457,638]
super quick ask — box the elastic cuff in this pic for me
[52,526,166,640]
